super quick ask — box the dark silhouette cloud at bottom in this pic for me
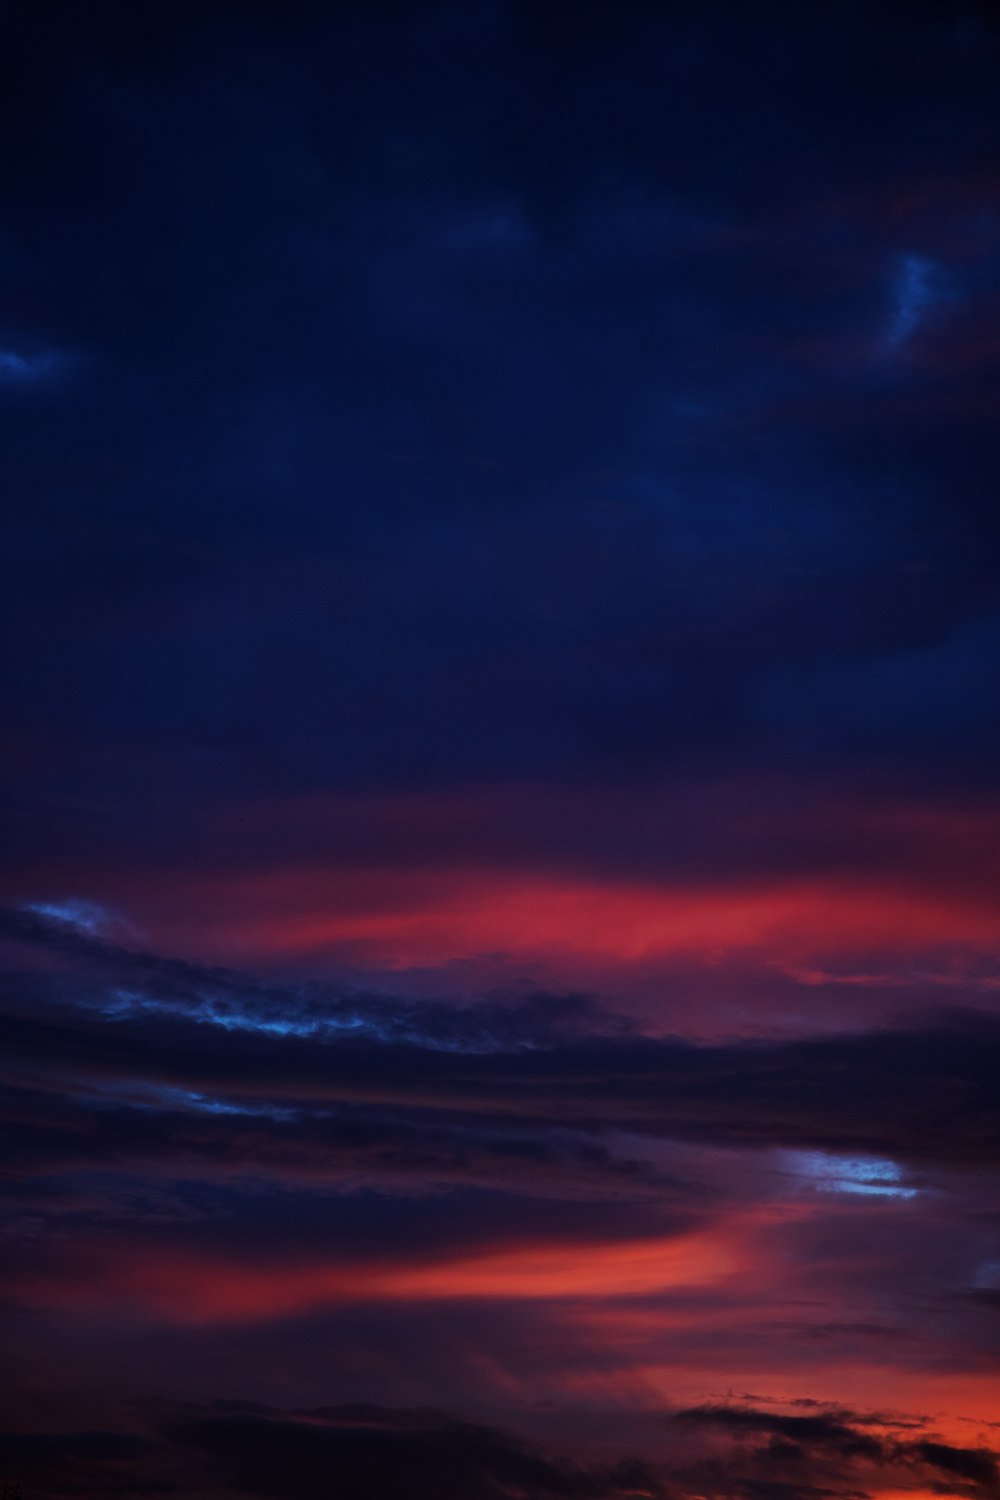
[5,1401,1000,1500]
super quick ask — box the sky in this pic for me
[2,0,1000,1496]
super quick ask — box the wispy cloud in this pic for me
[884,253,938,353]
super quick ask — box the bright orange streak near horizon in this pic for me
[15,1227,744,1325]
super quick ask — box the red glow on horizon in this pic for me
[110,866,1000,973]
[14,785,1000,993]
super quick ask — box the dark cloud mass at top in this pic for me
[2,1,1000,1497]
[2,0,1000,825]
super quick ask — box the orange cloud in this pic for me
[14,1225,744,1325]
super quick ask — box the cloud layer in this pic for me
[2,1,1000,1496]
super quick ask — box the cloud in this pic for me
[0,1427,162,1500]
[962,1289,1000,1312]
[1,1404,668,1500]
[21,899,111,935]
[5,1400,997,1500]
[3,909,1000,1182]
[169,1404,667,1500]
[2,909,998,1367]
[885,254,938,352]
[1,0,1000,1478]
[675,1405,886,1458]
[671,1406,1000,1500]
[0,344,72,386]
[911,1442,1000,1490]
[2,0,1000,850]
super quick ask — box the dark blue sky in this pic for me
[4,0,1000,831]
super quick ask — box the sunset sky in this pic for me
[3,2,1000,1498]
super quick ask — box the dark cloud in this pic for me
[0,904,630,1049]
[0,1430,151,1462]
[1,920,998,1169]
[2,913,1000,1195]
[0,1405,668,1500]
[7,1402,996,1500]
[0,1428,164,1500]
[169,1405,667,1500]
[675,1406,885,1459]
[0,1077,661,1205]
[910,1442,1000,1491]
[671,1407,1000,1500]
[963,1289,1000,1311]
[1,0,999,858]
